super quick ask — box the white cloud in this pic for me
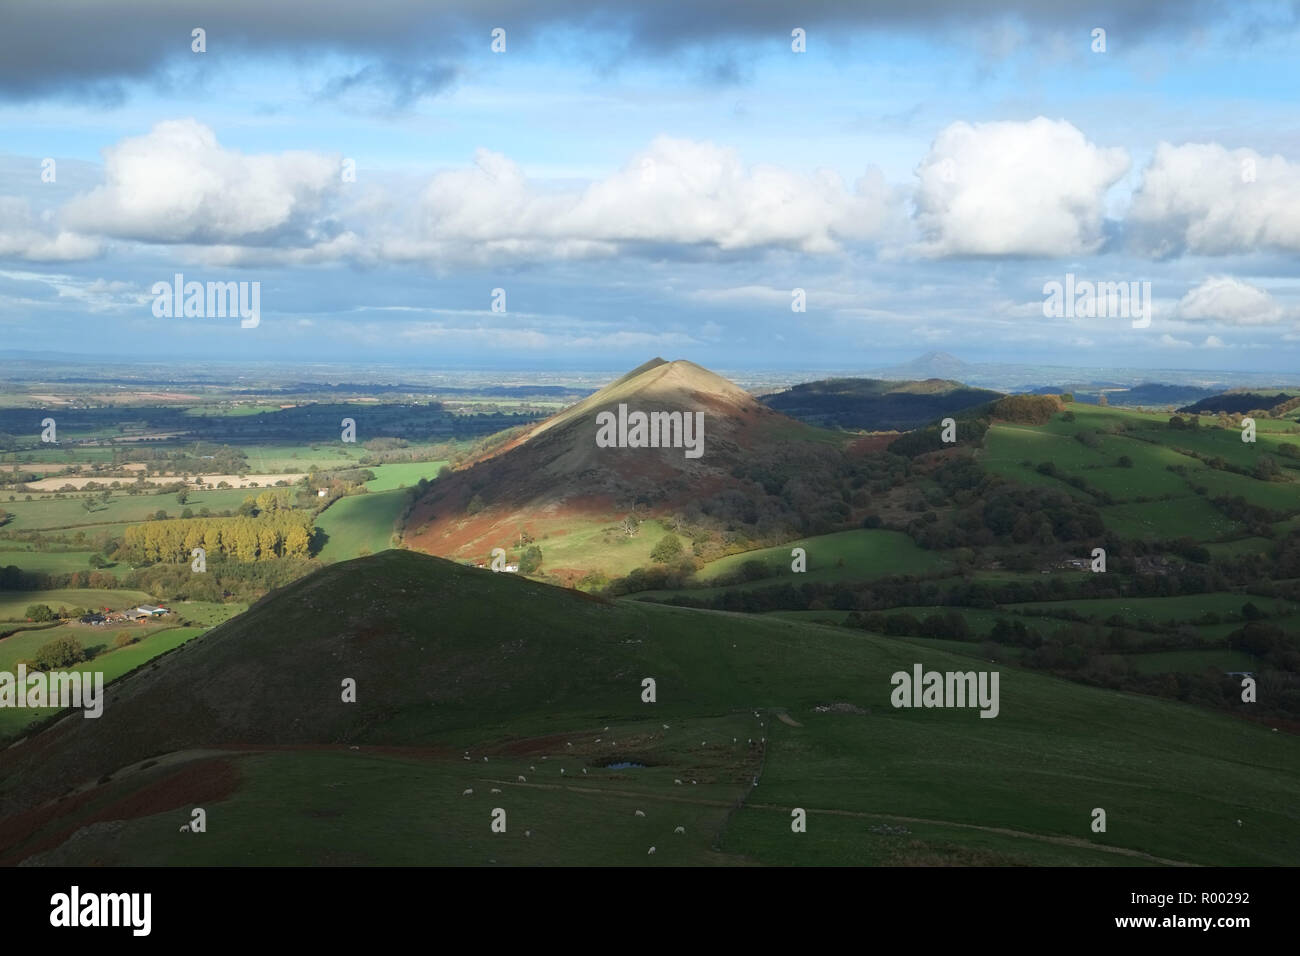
[61,119,342,245]
[1174,276,1282,325]
[1128,143,1300,256]
[398,137,898,263]
[0,198,101,261]
[912,117,1129,257]
[1159,333,1193,348]
[1203,335,1226,348]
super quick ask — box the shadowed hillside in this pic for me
[0,550,1297,866]
[761,377,1002,430]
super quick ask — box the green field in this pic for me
[0,550,127,577]
[698,529,948,586]
[1009,592,1298,624]
[0,487,257,532]
[364,460,449,491]
[315,490,409,562]
[1125,649,1259,675]
[0,588,154,621]
[530,518,671,578]
[3,552,1296,866]
[0,625,204,739]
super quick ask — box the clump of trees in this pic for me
[121,511,314,564]
[992,394,1064,425]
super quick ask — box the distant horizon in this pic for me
[2,348,1299,393]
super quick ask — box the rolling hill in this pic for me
[401,358,847,572]
[761,377,1002,430]
[0,550,1295,866]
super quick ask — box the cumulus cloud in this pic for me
[0,198,101,261]
[394,137,897,263]
[1174,276,1283,325]
[913,117,1129,257]
[61,120,343,246]
[1128,143,1300,256]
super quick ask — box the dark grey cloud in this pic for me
[2,0,1293,105]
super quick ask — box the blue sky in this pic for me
[2,0,1300,374]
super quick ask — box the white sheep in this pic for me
[674,826,685,835]
[482,756,488,762]
[517,775,526,783]
[462,755,471,761]
[662,723,669,730]
[603,726,609,731]
[490,788,502,794]
[691,779,697,785]
[530,765,536,772]
[560,768,566,775]
[582,768,587,775]
[674,778,682,785]
[566,742,573,747]
[179,825,189,833]
[1236,819,1243,827]
[462,788,473,796]
[634,809,646,817]
[647,846,656,855]
[525,829,532,838]
[595,738,601,743]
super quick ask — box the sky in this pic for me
[2,0,1300,374]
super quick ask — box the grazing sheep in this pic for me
[674,826,685,835]
[517,775,526,783]
[482,757,488,762]
[761,737,765,744]
[525,829,532,838]
[560,768,566,775]
[733,738,737,744]
[691,779,697,785]
[179,825,189,833]
[752,777,759,787]
[748,738,753,745]
[582,768,587,775]
[462,788,473,796]
[349,745,359,751]
[1236,819,1243,827]
[634,810,646,817]
[647,846,656,855]
[595,738,601,743]
[701,741,706,746]
[603,726,609,731]
[541,756,548,760]
[462,755,471,761]
[674,779,682,785]
[566,742,573,748]
[662,724,669,730]
[490,788,502,794]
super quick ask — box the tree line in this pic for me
[121,511,315,564]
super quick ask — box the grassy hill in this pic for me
[1,550,1295,866]
[761,377,1002,431]
[402,358,847,574]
